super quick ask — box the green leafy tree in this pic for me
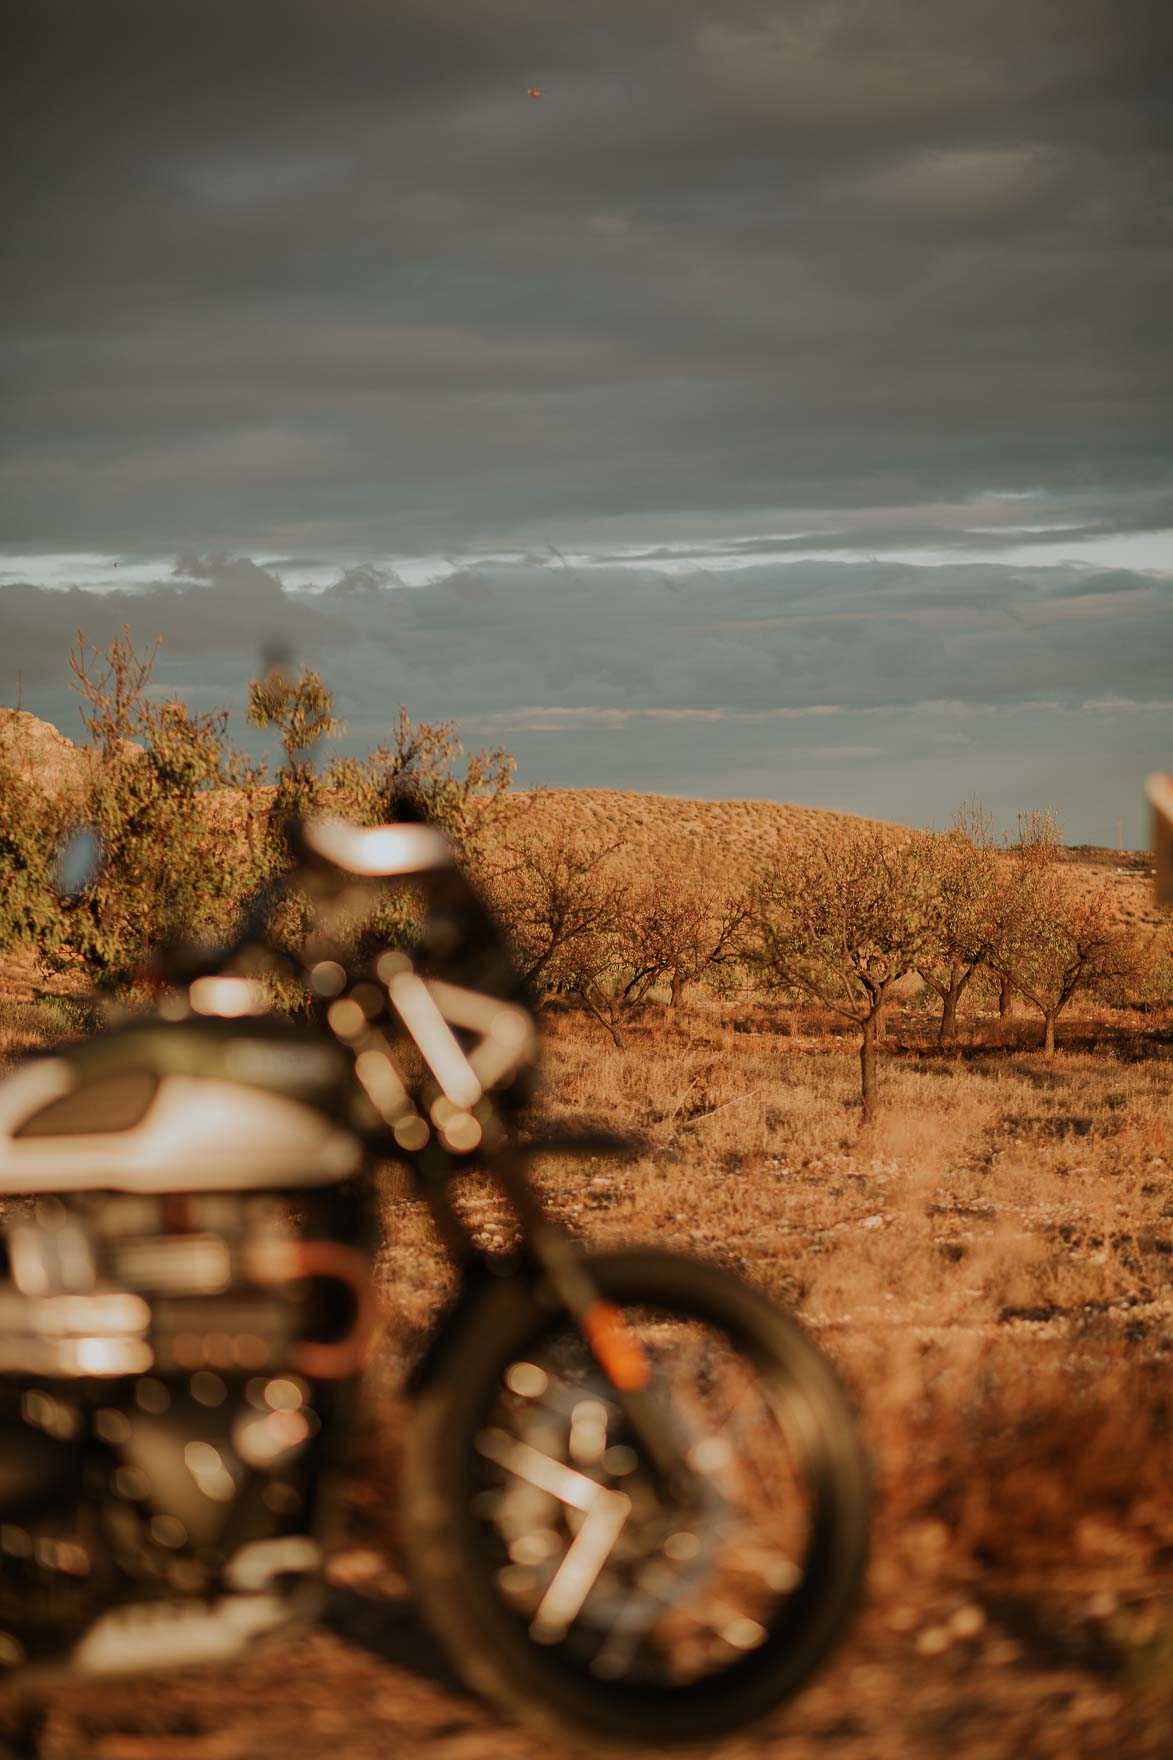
[1,638,520,1009]
[58,630,261,986]
[0,757,71,956]
[331,709,516,970]
[327,706,514,855]
[247,664,343,818]
[243,664,347,974]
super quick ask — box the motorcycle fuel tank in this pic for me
[0,1018,363,1194]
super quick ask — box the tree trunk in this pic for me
[998,974,1013,1019]
[576,987,626,1051]
[938,963,974,1045]
[859,1012,879,1123]
[938,987,958,1044]
[1042,1009,1056,1057]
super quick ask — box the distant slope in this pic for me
[1,709,898,858]
[2,712,1159,925]
[495,787,898,885]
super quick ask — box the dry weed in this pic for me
[0,968,1170,1754]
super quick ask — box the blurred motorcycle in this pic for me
[0,812,869,1746]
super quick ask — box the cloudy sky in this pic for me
[2,2,1171,842]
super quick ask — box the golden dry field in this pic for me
[0,723,1169,1757]
[1,932,1171,1757]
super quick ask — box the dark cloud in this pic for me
[2,2,1171,552]
[0,561,323,686]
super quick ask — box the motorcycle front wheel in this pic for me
[402,1249,869,1747]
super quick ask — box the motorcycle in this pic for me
[0,811,869,1746]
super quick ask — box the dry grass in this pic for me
[0,744,1170,1755]
[1,989,1170,1755]
[523,1004,1172,1756]
[167,988,1173,1759]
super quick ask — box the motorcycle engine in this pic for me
[0,1192,343,1671]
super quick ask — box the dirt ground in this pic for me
[0,1000,1170,1759]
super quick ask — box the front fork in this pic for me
[418,1140,702,1507]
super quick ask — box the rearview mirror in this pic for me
[1146,774,1172,906]
[53,824,104,898]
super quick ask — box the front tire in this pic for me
[402,1250,869,1747]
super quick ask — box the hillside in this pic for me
[0,706,97,795]
[0,707,141,794]
[496,785,900,885]
[0,709,900,861]
[1,712,1160,928]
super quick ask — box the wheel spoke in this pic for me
[476,1426,613,1514]
[469,1307,821,1684]
[530,1488,631,1641]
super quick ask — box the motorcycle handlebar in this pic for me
[147,811,526,1007]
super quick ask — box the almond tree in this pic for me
[919,805,1000,1044]
[559,875,691,1049]
[483,829,626,996]
[657,873,753,1008]
[990,869,1135,1055]
[498,857,752,1045]
[983,809,1078,1053]
[753,828,944,1122]
[1131,926,1173,1014]
[979,810,1065,1026]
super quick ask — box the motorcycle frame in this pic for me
[135,815,702,1501]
